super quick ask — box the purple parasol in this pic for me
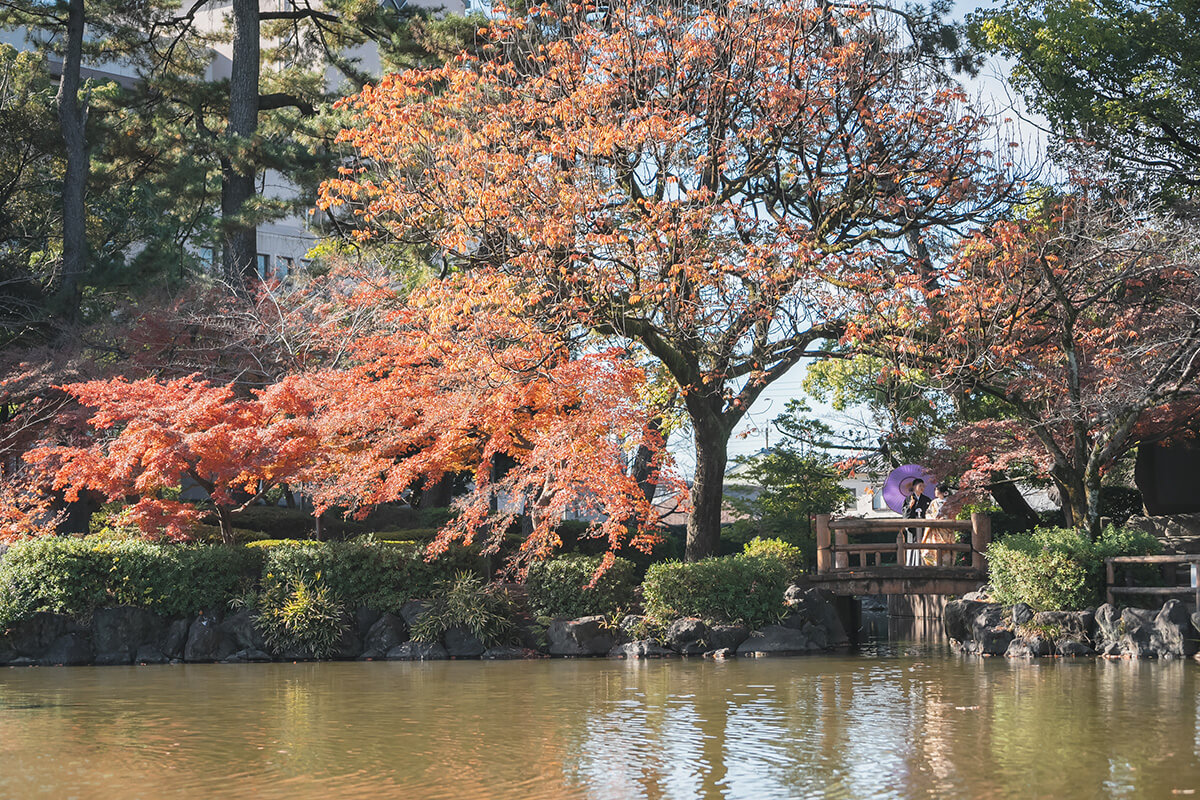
[882,464,936,514]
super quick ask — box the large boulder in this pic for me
[443,627,487,658]
[161,617,191,660]
[665,618,710,655]
[386,640,448,660]
[91,607,169,666]
[1152,599,1197,658]
[360,613,408,659]
[736,625,818,656]
[184,614,239,662]
[40,630,94,666]
[399,600,428,628]
[707,624,750,652]
[1,612,80,659]
[1094,601,1197,658]
[547,617,614,656]
[783,586,849,647]
[944,600,1004,644]
[219,609,269,653]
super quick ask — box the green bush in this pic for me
[741,537,805,578]
[987,526,1161,610]
[0,537,261,627]
[411,571,516,647]
[255,577,347,658]
[0,536,474,630]
[524,555,637,618]
[641,553,790,626]
[255,539,477,613]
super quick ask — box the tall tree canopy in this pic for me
[972,0,1200,195]
[866,193,1200,536]
[320,0,1011,559]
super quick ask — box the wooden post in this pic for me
[834,527,848,569]
[816,514,831,574]
[896,532,905,568]
[970,513,991,572]
[1191,562,1198,611]
[1106,559,1116,606]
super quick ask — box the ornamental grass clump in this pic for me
[524,555,637,619]
[987,526,1161,611]
[255,575,347,658]
[411,571,516,648]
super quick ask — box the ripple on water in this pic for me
[0,655,1197,799]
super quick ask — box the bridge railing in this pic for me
[1105,554,1200,607]
[815,513,992,574]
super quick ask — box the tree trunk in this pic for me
[221,0,260,284]
[55,0,88,318]
[631,413,666,507]
[685,416,729,561]
[215,506,236,545]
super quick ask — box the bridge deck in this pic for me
[803,566,987,597]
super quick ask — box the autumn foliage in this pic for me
[26,376,318,543]
[320,0,1010,557]
[19,268,668,570]
[874,194,1200,534]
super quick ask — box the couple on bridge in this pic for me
[902,480,955,567]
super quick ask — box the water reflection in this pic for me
[0,653,1197,799]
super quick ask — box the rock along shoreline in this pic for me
[945,592,1200,660]
[0,585,850,667]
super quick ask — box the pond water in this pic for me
[1,631,1198,799]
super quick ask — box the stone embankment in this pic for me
[945,593,1200,660]
[0,585,848,666]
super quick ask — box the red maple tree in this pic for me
[27,376,318,543]
[286,271,669,571]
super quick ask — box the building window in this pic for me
[257,253,271,279]
[278,256,294,279]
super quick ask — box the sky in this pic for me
[667,0,1047,476]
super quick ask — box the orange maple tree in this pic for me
[320,0,1011,558]
[884,194,1200,535]
[26,376,318,543]
[284,270,668,571]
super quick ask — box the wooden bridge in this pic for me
[806,513,992,598]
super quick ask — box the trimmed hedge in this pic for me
[253,538,478,613]
[987,526,1161,611]
[524,555,637,619]
[0,537,261,626]
[0,536,478,628]
[641,553,790,626]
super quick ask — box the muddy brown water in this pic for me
[0,637,1198,798]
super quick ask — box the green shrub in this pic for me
[987,526,1161,610]
[741,537,805,578]
[641,553,789,626]
[524,555,637,618]
[255,577,347,657]
[0,537,262,627]
[411,571,516,647]
[256,539,477,613]
[0,536,472,630]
